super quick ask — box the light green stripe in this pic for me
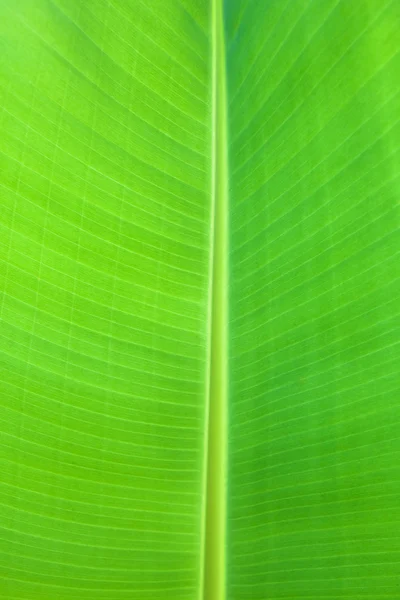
[203,0,228,599]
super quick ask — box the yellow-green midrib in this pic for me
[202,0,228,599]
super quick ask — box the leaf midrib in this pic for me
[201,0,229,599]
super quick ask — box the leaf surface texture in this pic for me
[1,1,400,599]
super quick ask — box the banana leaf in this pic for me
[0,0,399,598]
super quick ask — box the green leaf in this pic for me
[0,1,212,598]
[1,1,399,599]
[226,1,400,598]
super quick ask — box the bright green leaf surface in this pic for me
[0,1,212,598]
[226,1,400,598]
[1,1,400,599]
